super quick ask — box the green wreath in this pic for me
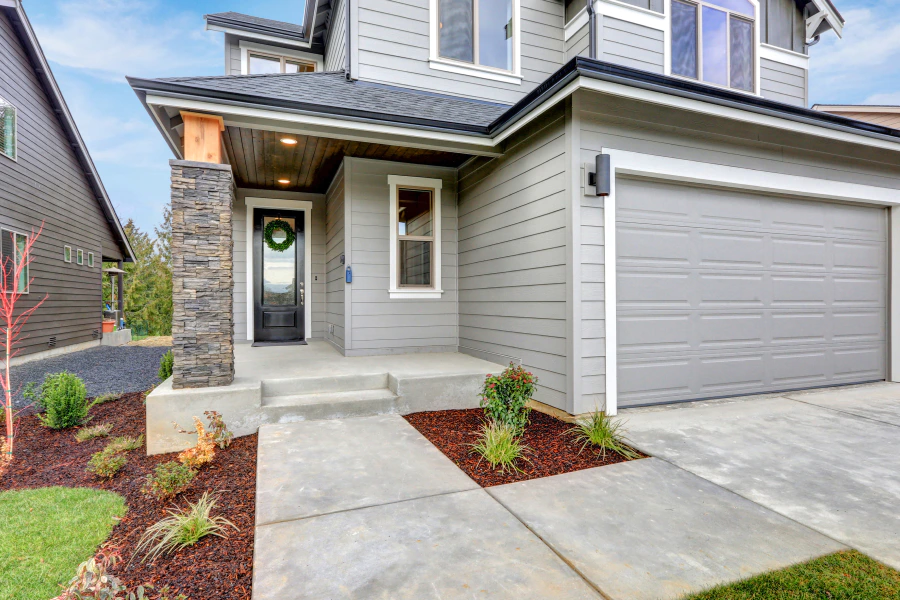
[264,219,295,252]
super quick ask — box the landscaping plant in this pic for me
[205,410,233,449]
[0,224,46,466]
[479,363,536,435]
[58,547,187,600]
[158,350,174,380]
[105,434,144,453]
[132,492,238,564]
[88,392,122,408]
[142,461,197,501]
[570,410,641,460]
[27,372,90,429]
[177,416,216,468]
[471,420,529,474]
[75,423,113,443]
[87,448,127,479]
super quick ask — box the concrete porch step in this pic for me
[262,372,389,398]
[262,388,400,420]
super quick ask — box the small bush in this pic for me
[29,372,89,429]
[142,461,197,501]
[480,363,537,435]
[471,420,529,474]
[87,448,127,478]
[176,417,216,469]
[59,547,185,600]
[132,492,237,564]
[89,392,122,408]
[205,410,233,449]
[75,423,113,443]
[106,434,144,454]
[158,350,174,380]
[570,411,641,460]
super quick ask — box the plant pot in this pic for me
[102,320,115,333]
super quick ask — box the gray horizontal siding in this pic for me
[565,22,589,61]
[760,0,806,54]
[225,34,241,75]
[599,16,664,74]
[617,0,664,13]
[325,166,346,349]
[760,57,807,107]
[325,0,347,72]
[458,106,568,409]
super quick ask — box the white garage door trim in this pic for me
[602,148,900,415]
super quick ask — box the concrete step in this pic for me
[263,388,400,421]
[262,372,389,398]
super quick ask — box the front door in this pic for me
[253,209,305,343]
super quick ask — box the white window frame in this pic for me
[76,248,83,265]
[64,245,72,263]
[88,252,94,268]
[428,0,523,84]
[2,229,29,294]
[0,95,17,162]
[388,175,443,299]
[239,40,323,75]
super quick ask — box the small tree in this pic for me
[0,225,47,468]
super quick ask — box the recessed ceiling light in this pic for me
[280,138,298,145]
[278,178,290,184]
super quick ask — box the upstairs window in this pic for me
[439,0,514,72]
[0,96,16,160]
[671,0,755,92]
[248,52,316,74]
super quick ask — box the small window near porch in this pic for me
[76,249,83,265]
[1,229,29,293]
[88,252,95,268]
[388,176,443,299]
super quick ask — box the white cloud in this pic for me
[862,91,900,105]
[31,0,219,81]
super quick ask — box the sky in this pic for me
[19,0,900,236]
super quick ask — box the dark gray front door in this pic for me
[253,209,305,343]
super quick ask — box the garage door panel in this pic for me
[699,273,766,306]
[699,313,765,348]
[618,358,692,402]
[833,347,883,379]
[771,275,828,306]
[771,200,829,234]
[618,313,692,353]
[831,203,887,239]
[771,312,828,345]
[833,310,884,342]
[771,350,829,386]
[772,237,828,271]
[833,241,885,273]
[618,271,691,308]
[618,225,691,266]
[699,231,766,268]
[834,276,885,306]
[699,354,766,393]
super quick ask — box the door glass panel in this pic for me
[399,240,432,286]
[249,54,282,74]
[398,189,433,237]
[479,0,513,70]
[729,16,753,91]
[702,6,728,86]
[262,216,296,306]
[439,0,474,62]
[671,1,698,79]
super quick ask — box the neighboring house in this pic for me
[129,0,900,450]
[813,105,900,129]
[0,0,134,364]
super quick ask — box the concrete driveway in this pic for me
[623,382,900,571]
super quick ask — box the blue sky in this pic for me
[21,0,900,235]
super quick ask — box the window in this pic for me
[76,249,83,265]
[88,252,94,268]
[248,52,316,74]
[1,229,28,293]
[438,0,515,72]
[671,0,755,92]
[64,246,72,263]
[0,96,16,160]
[388,176,443,299]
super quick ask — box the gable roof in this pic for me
[205,3,330,51]
[0,0,134,262]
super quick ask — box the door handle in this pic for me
[300,289,305,306]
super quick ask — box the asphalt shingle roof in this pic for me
[205,12,306,36]
[156,71,511,129]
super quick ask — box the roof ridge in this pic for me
[162,71,345,83]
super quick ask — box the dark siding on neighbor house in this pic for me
[0,10,123,357]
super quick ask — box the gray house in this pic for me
[1,0,133,364]
[129,0,900,453]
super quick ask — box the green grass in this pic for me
[683,551,900,600]
[0,487,126,599]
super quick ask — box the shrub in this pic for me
[471,420,529,474]
[59,547,186,600]
[75,423,113,443]
[142,461,197,501]
[479,363,537,435]
[569,411,641,460]
[105,435,144,454]
[87,448,127,479]
[177,417,216,469]
[205,410,233,449]
[132,492,237,564]
[158,350,174,380]
[28,372,89,429]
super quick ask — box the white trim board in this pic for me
[244,197,314,342]
[599,148,900,415]
[759,44,809,70]
[205,24,314,49]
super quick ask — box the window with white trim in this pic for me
[437,0,516,72]
[64,246,72,263]
[76,249,83,265]
[671,0,755,92]
[248,52,316,74]
[388,176,443,299]
[0,96,16,160]
[88,252,94,268]
[1,229,28,293]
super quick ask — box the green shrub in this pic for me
[75,423,113,443]
[471,421,529,474]
[106,434,144,453]
[142,461,197,500]
[569,410,641,460]
[132,492,237,564]
[28,372,89,429]
[158,350,174,380]
[87,448,127,479]
[479,363,537,435]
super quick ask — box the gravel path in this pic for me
[8,345,171,409]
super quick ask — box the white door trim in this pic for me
[245,197,314,342]
[600,148,900,415]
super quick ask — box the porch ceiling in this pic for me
[222,126,471,193]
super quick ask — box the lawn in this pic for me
[0,486,126,600]
[684,550,900,600]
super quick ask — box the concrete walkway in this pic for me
[252,414,847,600]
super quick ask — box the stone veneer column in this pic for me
[170,159,235,389]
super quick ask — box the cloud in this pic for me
[862,91,900,105]
[31,0,219,81]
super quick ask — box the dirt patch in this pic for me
[0,393,254,599]
[128,336,173,347]
[404,408,643,487]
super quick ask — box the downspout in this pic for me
[587,0,597,59]
[345,0,353,80]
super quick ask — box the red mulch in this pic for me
[0,393,255,599]
[404,408,643,487]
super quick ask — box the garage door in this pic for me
[616,177,887,407]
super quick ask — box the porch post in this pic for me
[170,159,235,389]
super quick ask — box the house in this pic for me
[0,0,134,364]
[813,105,900,129]
[129,0,900,453]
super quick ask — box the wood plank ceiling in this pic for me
[222,127,472,192]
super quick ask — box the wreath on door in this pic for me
[264,219,295,252]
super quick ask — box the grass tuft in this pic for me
[74,423,113,443]
[471,420,529,474]
[569,411,641,460]
[88,392,122,409]
[105,434,144,453]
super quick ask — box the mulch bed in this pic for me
[0,392,255,599]
[404,408,643,487]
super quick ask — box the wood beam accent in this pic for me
[181,111,225,164]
